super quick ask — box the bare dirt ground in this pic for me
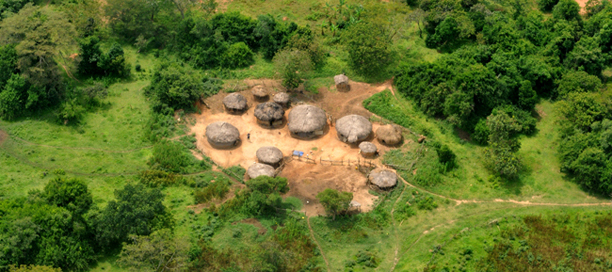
[188,79,395,215]
[576,0,588,14]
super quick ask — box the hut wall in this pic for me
[336,82,350,92]
[257,118,284,128]
[207,138,240,149]
[361,150,376,158]
[225,106,246,114]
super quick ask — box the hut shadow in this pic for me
[208,139,243,151]
[290,123,331,141]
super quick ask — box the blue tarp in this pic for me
[293,150,304,157]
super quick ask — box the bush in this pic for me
[346,21,391,78]
[149,140,192,173]
[433,143,456,168]
[220,42,254,69]
[473,119,490,145]
[317,188,353,220]
[194,180,231,204]
[139,170,183,187]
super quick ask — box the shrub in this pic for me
[414,195,439,210]
[538,0,560,11]
[194,180,231,204]
[473,119,490,145]
[317,188,353,220]
[220,42,254,69]
[149,140,192,173]
[139,170,183,187]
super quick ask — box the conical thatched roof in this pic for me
[336,115,372,143]
[247,163,275,179]
[334,74,349,85]
[273,92,290,105]
[359,141,377,154]
[288,105,327,133]
[376,124,402,145]
[252,85,268,98]
[205,122,240,146]
[223,93,247,111]
[254,102,285,122]
[256,146,283,166]
[369,169,397,189]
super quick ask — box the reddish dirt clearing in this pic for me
[188,79,397,215]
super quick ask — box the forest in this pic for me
[0,0,612,271]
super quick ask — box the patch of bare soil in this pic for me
[576,0,588,14]
[232,218,267,235]
[188,79,396,215]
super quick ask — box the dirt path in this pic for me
[307,216,331,272]
[0,129,7,146]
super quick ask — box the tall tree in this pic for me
[316,189,353,220]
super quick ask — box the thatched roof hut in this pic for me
[359,141,377,158]
[254,102,285,128]
[252,85,268,100]
[273,92,290,108]
[247,163,275,179]
[335,115,372,143]
[368,169,397,190]
[334,74,350,92]
[223,93,247,113]
[205,122,241,148]
[376,124,403,145]
[288,105,327,139]
[256,146,284,167]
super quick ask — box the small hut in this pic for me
[273,92,290,108]
[376,124,403,146]
[223,93,247,114]
[205,122,241,149]
[252,85,268,101]
[368,169,397,190]
[256,146,284,167]
[359,142,377,158]
[335,114,372,144]
[247,163,275,179]
[288,105,327,139]
[334,74,350,92]
[254,102,285,128]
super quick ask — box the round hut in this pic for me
[252,85,268,101]
[288,105,327,139]
[368,169,397,190]
[376,124,403,145]
[273,92,290,108]
[254,102,285,128]
[256,146,284,167]
[223,93,247,114]
[359,141,377,158]
[205,122,241,148]
[335,115,372,144]
[247,163,275,179]
[334,74,350,92]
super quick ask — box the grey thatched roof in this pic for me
[273,92,290,104]
[256,146,283,165]
[223,93,247,110]
[376,124,402,145]
[359,141,377,154]
[288,105,327,133]
[252,85,268,98]
[369,169,397,189]
[254,102,285,121]
[336,115,372,143]
[205,122,240,145]
[247,163,275,179]
[334,74,349,85]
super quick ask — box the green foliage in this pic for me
[414,194,439,210]
[317,188,353,220]
[555,70,603,98]
[43,177,92,217]
[345,21,391,78]
[242,176,290,216]
[220,42,254,69]
[8,265,61,272]
[99,43,131,78]
[473,118,490,145]
[426,16,461,48]
[77,36,104,76]
[194,179,231,204]
[149,140,192,173]
[117,229,189,272]
[552,0,582,23]
[138,170,183,187]
[146,61,221,113]
[104,0,175,46]
[479,212,612,271]
[565,36,605,75]
[433,143,457,168]
[0,0,33,20]
[92,183,173,249]
[0,74,29,120]
[484,111,523,178]
[273,49,313,90]
[222,165,246,183]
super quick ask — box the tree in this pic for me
[0,74,29,120]
[243,176,289,216]
[43,177,92,217]
[93,184,172,249]
[99,43,131,77]
[77,36,103,76]
[408,9,427,38]
[117,229,189,272]
[345,21,391,77]
[0,4,76,105]
[0,0,33,20]
[220,42,254,69]
[555,70,602,97]
[146,62,212,111]
[553,0,582,23]
[273,49,313,91]
[149,140,192,173]
[483,111,523,178]
[538,0,560,11]
[565,36,605,75]
[105,0,174,43]
[316,189,352,220]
